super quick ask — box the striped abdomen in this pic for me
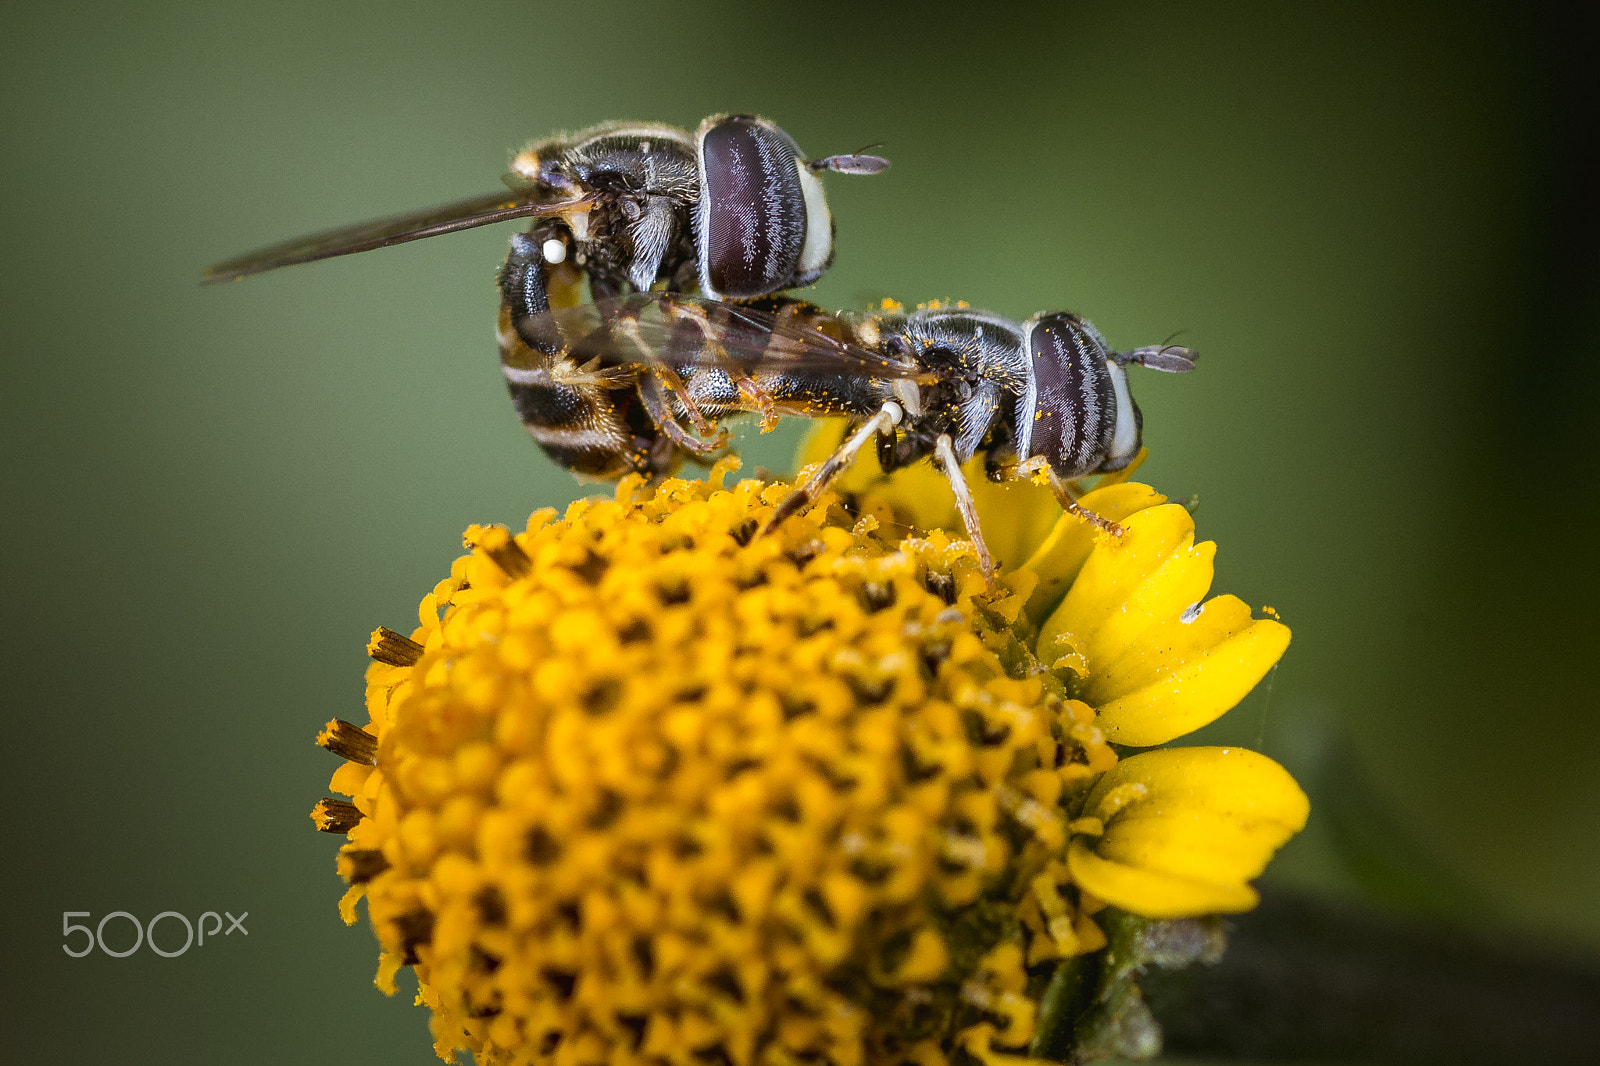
[498,307,664,478]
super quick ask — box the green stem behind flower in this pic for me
[1139,892,1600,1065]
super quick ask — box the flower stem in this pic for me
[1141,891,1600,1064]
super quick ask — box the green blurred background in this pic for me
[3,1,1595,1062]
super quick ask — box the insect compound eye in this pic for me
[695,115,815,300]
[1025,313,1120,478]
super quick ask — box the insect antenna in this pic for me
[809,143,890,175]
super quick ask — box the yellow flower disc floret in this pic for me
[317,454,1310,1066]
[324,461,1123,1066]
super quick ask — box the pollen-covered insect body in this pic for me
[755,304,1198,576]
[204,114,888,304]
[497,286,1197,574]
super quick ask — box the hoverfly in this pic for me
[204,114,888,303]
[498,272,1198,578]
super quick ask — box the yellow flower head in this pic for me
[314,449,1306,1066]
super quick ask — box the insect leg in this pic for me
[1015,457,1127,538]
[733,376,781,431]
[877,423,936,472]
[636,372,728,456]
[653,296,780,426]
[612,313,718,437]
[934,433,995,582]
[874,418,899,470]
[762,401,904,535]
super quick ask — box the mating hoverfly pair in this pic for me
[206,114,1195,578]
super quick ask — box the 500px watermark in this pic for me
[62,910,248,958]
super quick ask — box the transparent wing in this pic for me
[527,292,936,381]
[204,190,596,283]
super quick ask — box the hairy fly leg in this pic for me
[1014,456,1127,538]
[635,372,729,456]
[934,433,994,582]
[762,401,904,535]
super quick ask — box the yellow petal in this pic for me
[1087,747,1309,834]
[1092,611,1290,746]
[1067,747,1309,918]
[967,473,1064,571]
[795,416,851,470]
[1037,504,1289,746]
[1038,503,1197,659]
[1067,839,1260,916]
[1018,482,1168,623]
[794,420,1059,570]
